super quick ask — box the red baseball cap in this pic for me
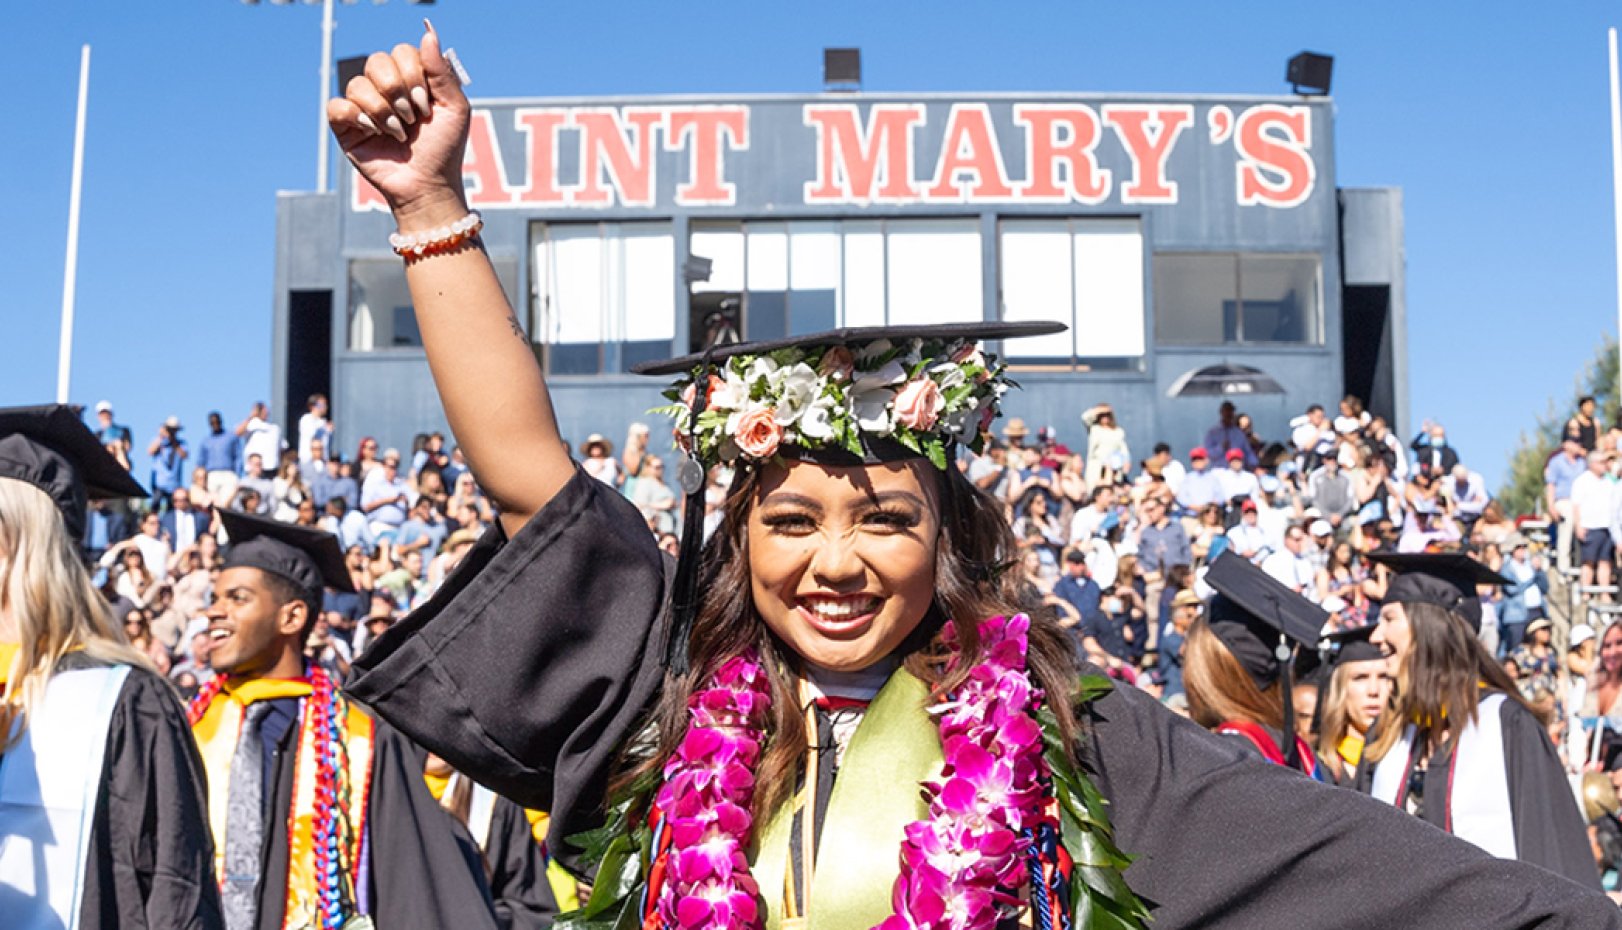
[1225,448,1245,461]
[1190,447,1208,460]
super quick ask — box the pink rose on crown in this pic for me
[894,378,945,432]
[733,407,783,459]
[817,346,856,381]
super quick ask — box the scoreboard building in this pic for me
[271,90,1407,461]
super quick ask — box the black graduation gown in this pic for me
[349,469,1622,928]
[1351,696,1599,888]
[39,653,225,930]
[465,792,561,930]
[241,696,499,930]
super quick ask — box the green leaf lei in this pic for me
[554,673,1149,929]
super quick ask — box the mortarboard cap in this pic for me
[218,509,355,603]
[0,404,147,542]
[1367,550,1509,632]
[634,320,1062,676]
[1203,550,1329,688]
[1321,622,1385,669]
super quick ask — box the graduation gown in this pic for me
[194,691,499,930]
[349,468,1622,928]
[1,652,224,929]
[1354,692,1599,888]
[426,773,560,930]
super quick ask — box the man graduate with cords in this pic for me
[190,510,498,930]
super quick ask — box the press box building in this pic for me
[271,90,1406,461]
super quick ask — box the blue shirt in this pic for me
[1138,521,1192,574]
[1545,453,1586,502]
[1158,628,1186,697]
[1053,574,1102,628]
[1176,468,1225,510]
[197,430,241,474]
[150,437,187,493]
[396,517,448,557]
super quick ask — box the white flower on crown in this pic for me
[929,361,968,393]
[772,363,821,427]
[942,396,981,442]
[855,339,894,365]
[798,397,838,441]
[709,372,749,412]
[848,358,907,436]
[745,356,780,390]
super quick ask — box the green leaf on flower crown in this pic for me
[894,427,923,456]
[842,420,866,458]
[648,403,686,421]
[941,383,973,408]
[923,435,948,471]
[769,347,801,367]
[907,357,931,379]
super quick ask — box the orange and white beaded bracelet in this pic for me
[389,212,484,260]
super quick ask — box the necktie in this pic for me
[223,701,271,930]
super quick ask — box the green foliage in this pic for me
[1499,336,1618,517]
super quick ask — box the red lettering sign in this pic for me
[923,104,1014,201]
[803,104,926,204]
[1234,105,1315,208]
[572,108,663,207]
[512,108,567,204]
[666,107,750,206]
[462,109,519,207]
[1102,105,1192,204]
[1012,104,1110,203]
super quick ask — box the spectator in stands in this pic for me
[1443,462,1491,530]
[1176,447,1223,511]
[1190,503,1228,563]
[322,496,375,555]
[1068,484,1116,544]
[361,447,412,541]
[145,416,188,510]
[355,436,382,481]
[1499,534,1548,654]
[411,430,450,479]
[160,488,210,553]
[196,410,241,507]
[1306,454,1356,529]
[1316,541,1369,628]
[1134,492,1191,641]
[1081,405,1129,488]
[1013,488,1065,556]
[93,400,132,457]
[1572,451,1617,598]
[270,456,310,522]
[300,438,328,487]
[1093,581,1148,667]
[1002,417,1030,451]
[1218,448,1261,507]
[1568,395,1601,452]
[1365,415,1408,481]
[1225,500,1269,562]
[236,401,283,476]
[1335,395,1371,435]
[1411,420,1460,476]
[1159,588,1201,699]
[580,434,621,486]
[621,422,652,492]
[1261,524,1316,596]
[1145,443,1186,495]
[396,495,448,558]
[1203,401,1255,469]
[1291,404,1335,473]
[1053,548,1102,650]
[966,440,1012,500]
[298,393,333,463]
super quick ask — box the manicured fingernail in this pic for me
[411,86,431,116]
[356,113,381,136]
[385,115,407,142]
[423,17,437,36]
[393,97,416,125]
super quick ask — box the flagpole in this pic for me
[1609,29,1622,404]
[57,44,90,405]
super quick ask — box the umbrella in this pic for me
[1166,363,1285,398]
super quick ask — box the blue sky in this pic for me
[4,1,1618,490]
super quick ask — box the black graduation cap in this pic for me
[0,404,147,542]
[218,509,356,602]
[1203,551,1330,767]
[633,320,1065,677]
[1321,622,1385,669]
[1366,550,1509,632]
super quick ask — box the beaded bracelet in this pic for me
[389,212,483,259]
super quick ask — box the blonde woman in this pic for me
[0,405,221,927]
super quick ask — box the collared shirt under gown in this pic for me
[348,468,1621,929]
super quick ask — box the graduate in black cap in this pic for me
[332,30,1622,928]
[190,509,498,930]
[0,404,223,929]
[1183,551,1327,775]
[1356,550,1601,887]
[1312,624,1393,787]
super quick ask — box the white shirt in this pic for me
[1571,471,1615,530]
[1160,460,1186,494]
[298,412,333,463]
[1261,548,1316,596]
[132,533,172,579]
[1069,505,1109,544]
[1225,523,1271,561]
[242,416,284,473]
[1218,468,1260,503]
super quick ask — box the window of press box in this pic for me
[687,218,983,354]
[530,221,677,375]
[997,218,1146,371]
[347,257,518,351]
[1153,253,1322,346]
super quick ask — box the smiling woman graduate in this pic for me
[189,510,499,930]
[0,404,222,929]
[333,27,1622,929]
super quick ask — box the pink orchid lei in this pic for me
[652,615,1053,930]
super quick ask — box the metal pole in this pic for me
[317,0,335,192]
[1609,28,1622,403]
[57,45,91,405]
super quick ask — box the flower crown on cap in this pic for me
[654,336,1012,470]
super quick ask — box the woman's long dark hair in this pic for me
[1365,600,1534,763]
[617,460,1083,822]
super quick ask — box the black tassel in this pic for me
[666,352,716,677]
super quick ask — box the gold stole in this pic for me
[753,669,944,930]
[192,677,376,929]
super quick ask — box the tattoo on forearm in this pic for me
[507,313,526,342]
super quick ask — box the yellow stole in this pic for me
[0,641,19,687]
[192,676,376,929]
